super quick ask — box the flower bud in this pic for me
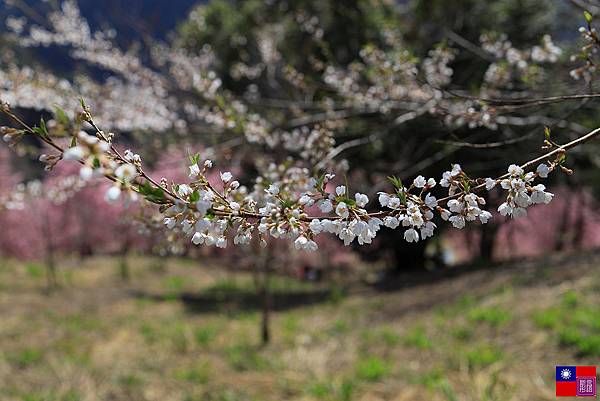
[560,166,574,175]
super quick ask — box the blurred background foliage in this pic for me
[175,0,599,267]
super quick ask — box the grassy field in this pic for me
[1,252,600,401]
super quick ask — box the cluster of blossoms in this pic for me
[294,10,324,40]
[422,46,458,88]
[322,45,430,114]
[148,145,567,251]
[279,124,337,164]
[34,107,144,206]
[2,1,181,132]
[490,164,554,218]
[434,164,492,229]
[0,174,88,212]
[441,101,498,130]
[105,150,141,204]
[570,14,600,82]
[480,33,562,70]
[376,177,438,243]
[439,33,562,130]
[0,180,41,211]
[1,1,217,132]
[1,0,580,181]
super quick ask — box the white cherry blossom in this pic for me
[536,163,549,178]
[404,228,419,243]
[413,175,426,188]
[220,171,233,183]
[318,199,333,213]
[189,163,200,178]
[355,193,369,207]
[335,202,349,218]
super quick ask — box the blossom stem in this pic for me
[84,115,182,202]
[444,126,600,201]
[3,106,600,225]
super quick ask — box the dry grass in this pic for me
[0,252,600,401]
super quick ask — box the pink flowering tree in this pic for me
[0,152,144,285]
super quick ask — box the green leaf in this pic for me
[188,152,200,165]
[585,10,593,23]
[31,127,44,137]
[138,181,152,196]
[544,126,551,141]
[281,199,295,209]
[70,136,77,148]
[462,178,471,192]
[39,118,51,140]
[32,119,50,141]
[387,175,403,189]
[334,196,355,205]
[40,118,47,134]
[215,95,226,110]
[189,190,200,203]
[145,192,165,203]
[139,181,165,203]
[315,174,326,189]
[54,106,70,126]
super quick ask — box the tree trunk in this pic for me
[76,203,94,259]
[42,213,57,289]
[254,238,272,345]
[119,235,132,282]
[45,247,57,289]
[259,267,272,345]
[479,222,498,261]
[393,239,427,272]
[554,196,572,252]
[572,189,586,250]
[119,250,130,282]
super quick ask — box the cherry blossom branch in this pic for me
[445,91,600,106]
[2,100,599,251]
[79,105,182,202]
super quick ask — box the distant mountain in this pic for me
[0,0,206,40]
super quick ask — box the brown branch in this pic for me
[3,106,600,225]
[445,30,495,62]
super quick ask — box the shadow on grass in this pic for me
[129,287,341,314]
[371,248,600,292]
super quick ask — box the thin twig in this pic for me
[3,107,600,223]
[445,30,495,62]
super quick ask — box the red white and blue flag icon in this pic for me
[556,366,596,397]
